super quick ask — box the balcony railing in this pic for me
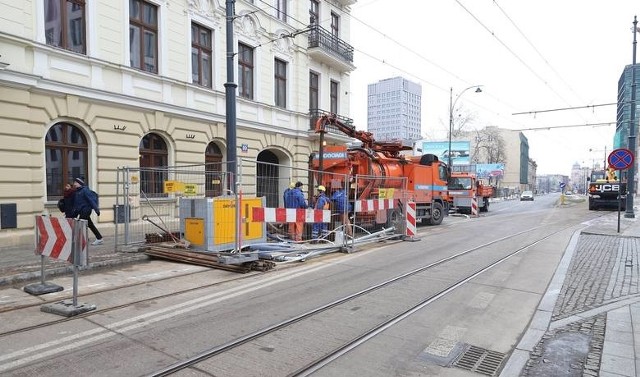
[309,109,354,135]
[308,24,354,65]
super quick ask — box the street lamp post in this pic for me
[448,85,483,168]
[625,15,638,218]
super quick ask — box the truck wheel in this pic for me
[428,202,444,225]
[588,200,596,210]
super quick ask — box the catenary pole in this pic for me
[625,15,637,218]
[225,0,237,191]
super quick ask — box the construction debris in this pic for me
[143,246,275,273]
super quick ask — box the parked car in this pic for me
[520,190,534,201]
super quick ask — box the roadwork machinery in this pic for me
[311,114,450,227]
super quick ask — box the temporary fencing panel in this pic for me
[115,159,409,250]
[351,175,408,235]
[115,163,234,247]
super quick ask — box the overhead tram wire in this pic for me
[512,102,618,116]
[513,121,615,131]
[342,8,531,128]
[454,0,577,109]
[492,0,587,105]
[346,13,466,84]
[250,1,538,131]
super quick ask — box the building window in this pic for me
[309,71,319,111]
[130,0,158,73]
[238,43,254,99]
[205,142,223,197]
[331,12,339,38]
[275,58,287,108]
[309,0,319,24]
[44,0,86,54]
[191,23,212,88]
[330,80,339,114]
[45,123,88,200]
[139,133,168,197]
[276,0,287,22]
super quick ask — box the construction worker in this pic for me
[331,184,353,237]
[284,181,307,241]
[311,185,330,240]
[283,182,295,205]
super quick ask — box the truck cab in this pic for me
[587,169,626,211]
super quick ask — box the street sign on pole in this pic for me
[608,148,634,170]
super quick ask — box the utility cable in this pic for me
[454,0,576,110]
[492,0,586,105]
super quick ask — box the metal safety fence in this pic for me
[115,159,407,253]
[114,162,235,248]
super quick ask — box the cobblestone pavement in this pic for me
[523,232,640,376]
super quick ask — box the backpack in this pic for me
[57,198,66,212]
[87,189,99,207]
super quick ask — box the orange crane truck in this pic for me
[448,171,494,213]
[311,114,451,227]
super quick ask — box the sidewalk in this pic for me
[0,233,148,287]
[502,208,640,376]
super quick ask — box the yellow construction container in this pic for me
[179,196,266,252]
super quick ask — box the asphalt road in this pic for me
[1,193,598,376]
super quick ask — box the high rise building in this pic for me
[367,77,421,141]
[615,64,640,149]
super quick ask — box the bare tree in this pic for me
[470,127,506,164]
[450,104,476,138]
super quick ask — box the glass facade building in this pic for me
[615,64,640,149]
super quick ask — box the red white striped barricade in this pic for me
[354,198,394,212]
[471,196,479,217]
[252,207,331,223]
[25,216,89,297]
[35,216,88,266]
[32,216,96,315]
[404,201,420,242]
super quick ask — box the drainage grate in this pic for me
[452,345,506,376]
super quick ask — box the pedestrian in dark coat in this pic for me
[63,183,77,218]
[72,177,103,245]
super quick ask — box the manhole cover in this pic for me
[452,344,506,376]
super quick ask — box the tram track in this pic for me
[1,203,601,375]
[147,220,580,377]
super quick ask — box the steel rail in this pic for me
[147,222,569,377]
[290,223,573,376]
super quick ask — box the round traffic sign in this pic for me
[608,148,634,170]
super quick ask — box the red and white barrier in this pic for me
[35,216,88,266]
[354,198,394,213]
[405,201,417,239]
[252,207,331,223]
[471,196,478,217]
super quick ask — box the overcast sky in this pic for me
[347,0,639,175]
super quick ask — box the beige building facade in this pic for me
[0,0,356,245]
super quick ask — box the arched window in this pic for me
[45,122,88,200]
[257,150,279,207]
[205,142,223,197]
[139,133,168,197]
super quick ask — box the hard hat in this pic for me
[318,185,326,191]
[289,182,295,188]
